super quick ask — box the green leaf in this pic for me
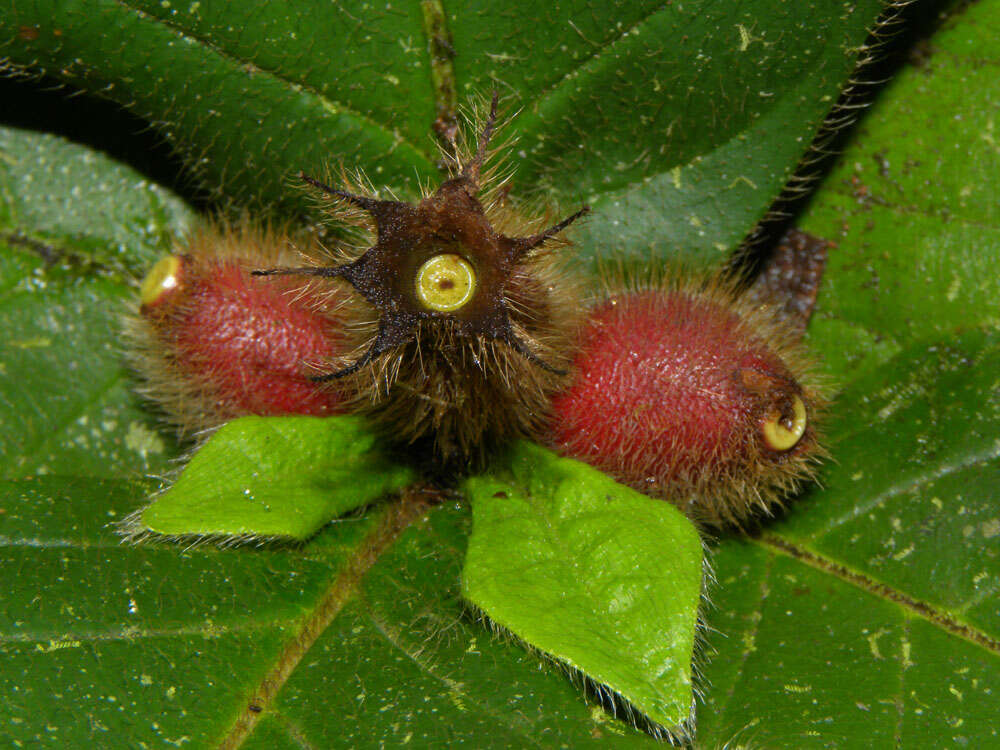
[0,126,192,479]
[257,499,671,747]
[0,0,883,267]
[462,442,703,735]
[695,2,1000,746]
[137,415,416,540]
[0,123,191,274]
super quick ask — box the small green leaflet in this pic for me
[136,415,415,539]
[461,441,703,734]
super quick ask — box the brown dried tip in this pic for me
[744,228,830,336]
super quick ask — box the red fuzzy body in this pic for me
[550,286,822,526]
[170,260,340,417]
[129,224,346,435]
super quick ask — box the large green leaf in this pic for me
[696,1,1000,745]
[6,0,995,747]
[0,0,883,266]
[0,126,191,480]
[245,497,672,748]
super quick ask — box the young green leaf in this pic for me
[137,415,416,540]
[461,441,703,735]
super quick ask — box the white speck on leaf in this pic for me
[124,422,164,460]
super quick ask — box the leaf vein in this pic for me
[712,550,774,723]
[757,534,1000,656]
[112,0,435,165]
[826,185,1000,233]
[812,444,1000,538]
[522,1,676,119]
[216,490,431,749]
[3,368,126,480]
[0,618,291,646]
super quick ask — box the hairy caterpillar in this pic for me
[128,97,828,526]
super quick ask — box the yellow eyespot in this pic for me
[415,253,476,312]
[140,255,183,307]
[761,394,808,452]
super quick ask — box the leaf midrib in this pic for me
[216,490,431,749]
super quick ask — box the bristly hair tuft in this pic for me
[256,94,589,465]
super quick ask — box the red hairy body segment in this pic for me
[128,224,346,435]
[550,279,825,527]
